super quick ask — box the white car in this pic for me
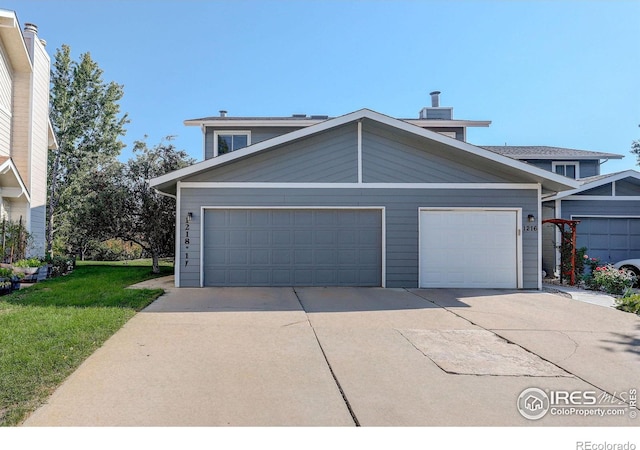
[613,259,640,278]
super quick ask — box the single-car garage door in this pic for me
[420,209,519,288]
[574,217,640,263]
[203,208,383,286]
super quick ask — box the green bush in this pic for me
[590,264,636,295]
[615,294,640,315]
[0,267,13,278]
[13,258,44,268]
[46,255,75,278]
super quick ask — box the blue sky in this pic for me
[4,0,639,173]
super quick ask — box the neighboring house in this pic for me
[483,145,640,276]
[543,170,640,272]
[151,105,578,289]
[0,10,56,257]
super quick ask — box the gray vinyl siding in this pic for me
[615,178,640,196]
[577,183,612,196]
[188,123,357,183]
[361,121,517,183]
[579,160,599,178]
[424,127,464,141]
[525,160,552,172]
[560,199,640,220]
[204,126,307,160]
[178,187,539,288]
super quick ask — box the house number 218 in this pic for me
[184,222,190,266]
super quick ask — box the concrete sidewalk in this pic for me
[543,282,617,308]
[23,287,640,426]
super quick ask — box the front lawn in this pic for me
[0,264,170,426]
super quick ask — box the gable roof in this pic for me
[545,169,640,201]
[0,157,30,201]
[152,109,579,195]
[482,145,623,161]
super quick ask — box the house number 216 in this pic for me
[524,225,538,232]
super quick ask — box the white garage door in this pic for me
[420,210,519,288]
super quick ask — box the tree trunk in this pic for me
[151,252,160,274]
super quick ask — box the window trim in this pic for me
[552,161,579,179]
[213,130,251,157]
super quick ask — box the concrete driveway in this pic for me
[24,286,639,426]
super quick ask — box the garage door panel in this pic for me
[609,221,628,234]
[315,230,336,244]
[315,249,337,265]
[229,210,248,226]
[229,250,248,264]
[420,210,518,288]
[294,211,313,225]
[575,217,640,263]
[229,230,247,245]
[203,209,382,286]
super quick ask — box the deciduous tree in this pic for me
[111,137,193,273]
[48,44,128,256]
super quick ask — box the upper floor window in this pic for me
[214,131,250,156]
[552,162,579,179]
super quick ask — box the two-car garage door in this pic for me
[574,217,640,263]
[203,208,383,286]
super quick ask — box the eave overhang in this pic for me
[0,10,32,73]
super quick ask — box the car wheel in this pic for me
[620,265,640,287]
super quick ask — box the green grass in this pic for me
[0,264,171,426]
[75,258,174,267]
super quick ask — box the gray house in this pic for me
[544,170,640,269]
[151,108,577,289]
[483,146,640,275]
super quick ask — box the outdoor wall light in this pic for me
[528,214,536,223]
[186,212,193,223]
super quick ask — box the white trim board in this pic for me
[559,196,640,201]
[197,206,386,288]
[179,182,542,190]
[570,215,640,219]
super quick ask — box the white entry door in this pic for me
[419,209,519,288]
